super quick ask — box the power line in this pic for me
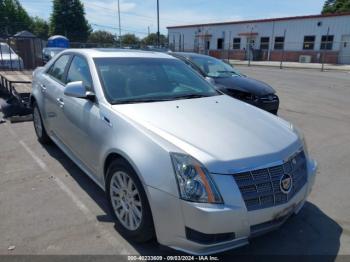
[91,23,149,35]
[20,0,193,25]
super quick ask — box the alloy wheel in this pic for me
[110,171,143,231]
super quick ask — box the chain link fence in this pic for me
[0,35,170,71]
[206,40,350,71]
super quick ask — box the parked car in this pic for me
[31,49,317,255]
[170,52,279,115]
[42,47,66,64]
[0,42,24,70]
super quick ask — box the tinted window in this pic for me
[274,37,285,50]
[233,38,241,49]
[94,58,220,104]
[260,37,270,50]
[320,35,334,50]
[67,56,93,90]
[303,36,315,50]
[47,55,70,83]
[190,56,242,78]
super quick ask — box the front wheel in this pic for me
[106,159,155,243]
[33,102,51,144]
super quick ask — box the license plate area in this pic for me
[273,204,296,221]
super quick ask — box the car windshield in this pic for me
[0,43,16,55]
[94,57,221,104]
[190,56,242,78]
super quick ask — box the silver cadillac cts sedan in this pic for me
[31,49,317,255]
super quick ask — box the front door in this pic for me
[246,36,256,60]
[59,55,101,173]
[340,35,350,64]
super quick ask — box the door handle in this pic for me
[56,98,64,108]
[102,116,112,127]
[40,84,46,92]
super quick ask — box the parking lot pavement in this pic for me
[0,67,349,257]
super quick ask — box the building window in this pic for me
[205,41,210,50]
[320,35,334,50]
[274,37,285,50]
[260,37,270,50]
[217,38,224,50]
[233,38,241,49]
[303,35,316,50]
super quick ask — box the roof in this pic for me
[167,12,350,29]
[61,48,176,59]
[48,35,69,41]
[13,31,36,38]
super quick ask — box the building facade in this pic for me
[167,13,350,64]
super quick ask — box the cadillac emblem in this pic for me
[280,174,293,194]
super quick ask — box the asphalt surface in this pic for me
[0,67,349,258]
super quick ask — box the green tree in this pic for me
[121,34,140,47]
[142,33,168,47]
[88,30,116,44]
[0,0,32,35]
[30,17,49,39]
[322,0,350,14]
[50,0,91,42]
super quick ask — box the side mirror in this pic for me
[205,77,216,85]
[64,81,95,100]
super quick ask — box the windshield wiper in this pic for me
[113,98,172,104]
[172,94,212,100]
[216,70,238,75]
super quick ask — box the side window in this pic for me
[47,55,70,83]
[66,56,93,90]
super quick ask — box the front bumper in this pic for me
[245,95,280,115]
[147,158,317,255]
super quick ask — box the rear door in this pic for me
[44,54,71,140]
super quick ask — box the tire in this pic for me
[106,159,155,243]
[32,102,51,144]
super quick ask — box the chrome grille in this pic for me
[233,151,307,211]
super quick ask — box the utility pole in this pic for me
[248,26,254,67]
[157,0,160,47]
[280,29,287,69]
[117,0,122,48]
[322,27,330,72]
[148,26,150,36]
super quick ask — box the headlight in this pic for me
[170,153,223,204]
[291,124,309,155]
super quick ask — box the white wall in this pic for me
[168,15,350,52]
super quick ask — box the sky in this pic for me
[19,0,326,37]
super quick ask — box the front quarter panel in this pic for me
[98,105,180,197]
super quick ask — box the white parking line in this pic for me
[6,123,136,254]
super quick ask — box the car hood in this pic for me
[214,76,275,96]
[112,95,301,174]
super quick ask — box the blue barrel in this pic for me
[47,35,70,48]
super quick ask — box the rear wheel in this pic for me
[33,103,51,144]
[106,159,155,242]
